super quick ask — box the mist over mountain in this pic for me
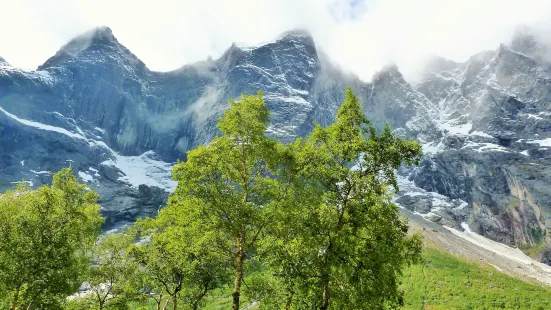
[2,26,551,263]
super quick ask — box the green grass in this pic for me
[128,287,259,310]
[129,247,551,309]
[401,246,551,310]
[200,288,257,310]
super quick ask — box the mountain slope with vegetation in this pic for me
[401,246,551,310]
[127,245,551,310]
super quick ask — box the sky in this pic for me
[1,0,551,81]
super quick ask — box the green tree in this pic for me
[82,233,137,310]
[0,168,103,309]
[171,92,296,310]
[131,201,230,310]
[260,89,423,309]
[123,264,170,310]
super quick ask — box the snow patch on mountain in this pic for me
[264,94,310,106]
[0,66,54,84]
[94,127,106,134]
[462,142,511,153]
[522,138,551,147]
[422,139,445,155]
[101,151,176,192]
[394,175,469,225]
[10,180,33,187]
[471,131,493,138]
[78,170,97,183]
[438,121,472,136]
[1,105,176,192]
[0,107,85,140]
[89,167,100,177]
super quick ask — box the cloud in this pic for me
[327,0,551,81]
[1,0,551,81]
[144,85,220,134]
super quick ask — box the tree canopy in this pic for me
[171,91,297,310]
[168,89,423,309]
[258,88,423,309]
[130,201,231,310]
[0,168,103,309]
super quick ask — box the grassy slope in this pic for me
[130,246,551,309]
[401,246,551,310]
[129,289,258,310]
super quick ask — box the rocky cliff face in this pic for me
[1,27,551,262]
[398,32,551,262]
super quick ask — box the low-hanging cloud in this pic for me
[1,0,551,81]
[144,84,221,134]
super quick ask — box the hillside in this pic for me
[126,245,551,310]
[402,246,551,310]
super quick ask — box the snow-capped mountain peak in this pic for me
[38,26,146,72]
[0,56,10,67]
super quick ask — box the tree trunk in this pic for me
[232,236,245,310]
[192,286,208,310]
[172,295,178,310]
[321,277,330,310]
[9,288,19,310]
[95,291,105,310]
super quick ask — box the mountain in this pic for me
[1,27,551,263]
[0,27,358,228]
[400,35,551,263]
